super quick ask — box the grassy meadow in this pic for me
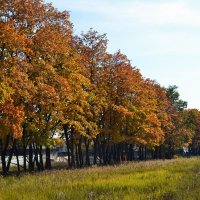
[1,158,200,199]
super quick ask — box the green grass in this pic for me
[1,158,200,200]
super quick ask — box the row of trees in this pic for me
[1,0,200,175]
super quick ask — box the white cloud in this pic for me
[58,0,200,27]
[54,0,200,55]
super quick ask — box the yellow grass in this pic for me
[0,157,200,199]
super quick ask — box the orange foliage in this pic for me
[0,97,24,138]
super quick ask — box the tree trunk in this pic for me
[70,128,75,168]
[14,141,20,174]
[85,138,90,166]
[45,147,51,170]
[0,136,10,175]
[78,137,83,167]
[93,137,97,165]
[63,125,71,168]
[6,139,16,172]
[34,146,40,171]
[28,144,34,172]
[22,130,27,172]
[39,145,44,171]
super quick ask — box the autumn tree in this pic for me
[161,85,192,158]
[0,0,198,174]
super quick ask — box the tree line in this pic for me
[1,0,200,175]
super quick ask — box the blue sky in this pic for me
[45,0,200,109]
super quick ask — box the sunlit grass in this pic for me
[0,157,200,199]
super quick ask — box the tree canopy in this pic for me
[0,0,199,174]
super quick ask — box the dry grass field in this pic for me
[0,158,200,200]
